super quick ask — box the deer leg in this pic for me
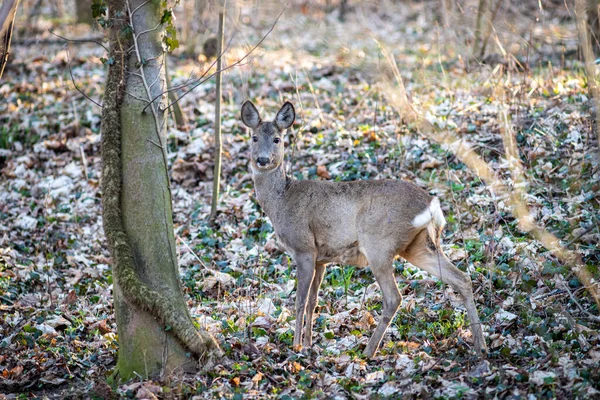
[304,262,326,348]
[363,253,401,358]
[401,230,487,356]
[293,252,316,351]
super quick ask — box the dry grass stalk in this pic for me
[377,44,600,309]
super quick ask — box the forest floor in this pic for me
[1,1,600,399]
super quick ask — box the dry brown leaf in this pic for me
[317,165,331,179]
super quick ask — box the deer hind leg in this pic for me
[303,262,326,348]
[400,229,487,355]
[293,251,316,351]
[362,248,401,358]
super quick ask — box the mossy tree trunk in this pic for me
[101,0,221,381]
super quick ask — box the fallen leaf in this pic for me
[317,165,331,179]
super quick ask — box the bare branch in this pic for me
[48,29,108,52]
[66,51,102,108]
[141,28,239,114]
[143,2,289,114]
[166,4,288,112]
[146,138,163,149]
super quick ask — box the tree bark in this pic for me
[101,0,220,381]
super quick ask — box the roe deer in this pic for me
[241,100,487,357]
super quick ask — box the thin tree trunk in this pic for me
[102,0,220,380]
[473,0,488,57]
[210,4,225,223]
[339,0,348,22]
[165,55,187,130]
[479,0,504,59]
[587,0,600,52]
[577,0,600,160]
[0,0,21,80]
[440,0,450,28]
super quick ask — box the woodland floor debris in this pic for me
[1,1,599,398]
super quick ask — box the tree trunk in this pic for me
[473,0,488,57]
[75,0,93,25]
[210,6,225,223]
[101,0,220,381]
[0,0,21,80]
[165,55,187,130]
[587,0,600,53]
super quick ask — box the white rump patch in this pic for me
[412,197,446,228]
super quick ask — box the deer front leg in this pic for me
[293,252,316,352]
[364,254,401,358]
[304,263,326,348]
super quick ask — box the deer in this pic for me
[240,100,487,358]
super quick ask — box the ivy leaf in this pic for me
[100,57,114,66]
[91,0,106,19]
[165,25,179,52]
[161,9,173,25]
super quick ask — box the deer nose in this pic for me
[257,157,269,166]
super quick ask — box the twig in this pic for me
[301,67,324,122]
[562,281,600,322]
[565,224,596,248]
[146,138,163,149]
[163,2,289,113]
[479,0,504,58]
[141,29,238,114]
[48,29,108,52]
[176,236,211,271]
[66,51,103,108]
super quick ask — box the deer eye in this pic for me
[252,136,258,142]
[273,137,281,144]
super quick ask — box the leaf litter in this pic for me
[0,1,599,399]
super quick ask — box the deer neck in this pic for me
[252,163,289,214]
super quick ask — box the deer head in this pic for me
[241,101,295,172]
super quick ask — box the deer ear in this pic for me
[275,101,295,131]
[241,101,261,128]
